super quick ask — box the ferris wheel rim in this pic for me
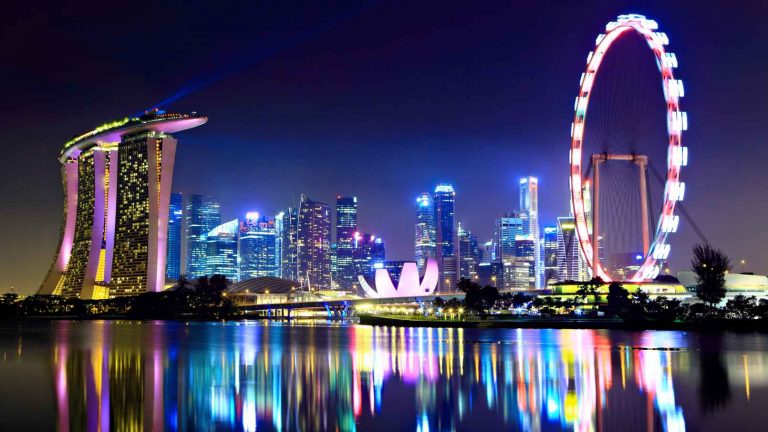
[568,14,688,282]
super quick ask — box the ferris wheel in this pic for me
[569,14,688,282]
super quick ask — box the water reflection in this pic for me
[37,322,767,431]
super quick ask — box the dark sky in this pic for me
[1,0,767,294]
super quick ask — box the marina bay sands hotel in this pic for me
[38,110,207,299]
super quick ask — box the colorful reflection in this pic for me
[43,321,766,431]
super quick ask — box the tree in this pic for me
[511,292,532,308]
[459,279,499,315]
[606,282,630,317]
[576,277,604,309]
[691,244,730,306]
[725,295,757,320]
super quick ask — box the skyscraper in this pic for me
[274,211,285,278]
[354,232,385,281]
[205,219,239,281]
[520,177,542,288]
[39,110,206,299]
[495,212,523,265]
[371,237,386,269]
[280,207,299,281]
[414,192,437,271]
[239,212,278,280]
[495,211,523,290]
[433,184,457,291]
[543,226,558,286]
[335,197,358,290]
[185,194,221,279]
[458,223,479,281]
[557,216,586,282]
[297,196,331,289]
[166,192,183,281]
[513,235,536,289]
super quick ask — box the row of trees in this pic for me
[435,244,768,323]
[0,275,235,319]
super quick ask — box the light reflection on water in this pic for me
[2,321,768,431]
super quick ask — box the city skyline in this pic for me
[2,1,768,294]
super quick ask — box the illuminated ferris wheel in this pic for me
[569,14,688,282]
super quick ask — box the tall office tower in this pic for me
[520,177,542,288]
[39,111,206,299]
[239,212,278,280]
[495,212,523,290]
[543,226,558,286]
[433,184,457,291]
[495,212,523,264]
[414,192,437,271]
[335,197,358,289]
[204,219,239,281]
[166,192,183,281]
[513,235,536,289]
[297,196,332,289]
[353,232,381,280]
[479,239,495,264]
[458,223,479,281]
[557,217,586,282]
[274,211,285,278]
[185,194,221,279]
[280,207,299,281]
[371,237,386,270]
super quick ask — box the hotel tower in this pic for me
[38,110,207,299]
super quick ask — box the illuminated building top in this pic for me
[59,109,207,163]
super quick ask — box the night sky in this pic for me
[1,0,766,294]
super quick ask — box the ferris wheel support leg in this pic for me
[636,157,650,257]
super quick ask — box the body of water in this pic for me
[0,320,766,431]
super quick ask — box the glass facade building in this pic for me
[205,219,239,281]
[458,224,479,281]
[543,226,558,286]
[520,177,542,287]
[557,216,586,282]
[280,207,299,281]
[433,184,457,291]
[335,197,358,290]
[414,193,436,271]
[185,194,221,279]
[239,213,278,280]
[297,196,331,289]
[166,192,183,281]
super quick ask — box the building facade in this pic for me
[297,196,332,289]
[495,212,523,266]
[166,192,183,281]
[520,177,542,287]
[280,207,299,281]
[414,192,437,271]
[433,184,457,291]
[557,216,586,282]
[458,224,479,281]
[543,226,558,286]
[335,196,358,290]
[205,219,239,281]
[39,111,206,299]
[239,213,278,280]
[185,194,221,279]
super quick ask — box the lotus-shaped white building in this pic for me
[358,258,438,298]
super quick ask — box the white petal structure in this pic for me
[358,258,438,298]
